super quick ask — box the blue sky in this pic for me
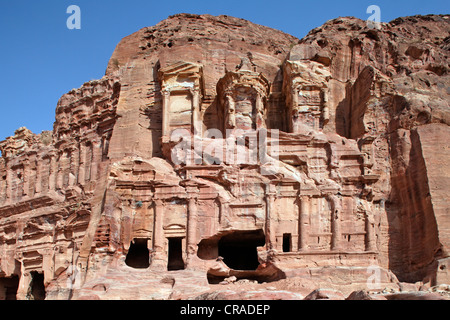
[0,0,448,141]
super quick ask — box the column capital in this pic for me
[266,193,276,201]
[189,87,201,95]
[153,198,164,206]
[298,194,311,202]
[187,194,198,202]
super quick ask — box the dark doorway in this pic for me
[167,238,185,271]
[283,233,292,252]
[125,239,150,268]
[0,275,19,300]
[218,230,265,270]
[29,272,46,300]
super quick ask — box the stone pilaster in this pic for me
[192,88,201,135]
[34,156,42,194]
[265,193,276,250]
[255,93,265,129]
[299,196,310,251]
[48,154,57,191]
[5,160,12,202]
[225,92,236,129]
[90,140,102,181]
[186,196,198,265]
[69,147,79,187]
[22,160,30,197]
[329,195,342,251]
[152,198,165,269]
[78,143,86,184]
[161,90,170,137]
[365,210,376,252]
[56,152,65,190]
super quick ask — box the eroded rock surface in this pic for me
[0,13,449,300]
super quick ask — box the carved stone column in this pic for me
[49,154,57,191]
[122,204,133,251]
[186,196,198,265]
[192,88,201,135]
[299,196,310,251]
[329,195,342,251]
[90,140,101,181]
[39,248,54,285]
[69,147,79,187]
[5,159,12,202]
[265,193,276,250]
[290,88,299,133]
[22,160,30,197]
[152,198,165,269]
[365,210,376,252]
[225,92,236,129]
[161,89,171,137]
[322,89,330,125]
[255,93,265,129]
[34,156,42,194]
[56,152,65,190]
[78,143,86,185]
[16,270,31,300]
[0,168,6,204]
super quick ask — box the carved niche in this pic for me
[283,60,331,133]
[217,67,270,132]
[159,61,204,138]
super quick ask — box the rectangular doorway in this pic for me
[0,275,19,300]
[283,233,292,253]
[167,238,185,271]
[29,271,46,300]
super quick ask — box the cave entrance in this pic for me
[29,271,46,300]
[125,238,150,269]
[218,230,265,270]
[0,275,19,300]
[167,237,185,271]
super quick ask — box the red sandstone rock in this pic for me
[303,288,346,300]
[346,290,387,300]
[384,292,447,300]
[195,290,304,300]
[0,13,449,300]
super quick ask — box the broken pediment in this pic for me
[283,60,331,133]
[217,70,270,131]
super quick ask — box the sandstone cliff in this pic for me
[0,13,448,300]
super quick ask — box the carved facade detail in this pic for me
[217,69,270,131]
[159,61,204,138]
[283,60,331,133]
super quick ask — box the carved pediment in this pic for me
[217,70,270,98]
[159,61,203,92]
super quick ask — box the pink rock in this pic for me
[0,13,449,300]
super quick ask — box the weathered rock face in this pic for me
[0,13,448,300]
